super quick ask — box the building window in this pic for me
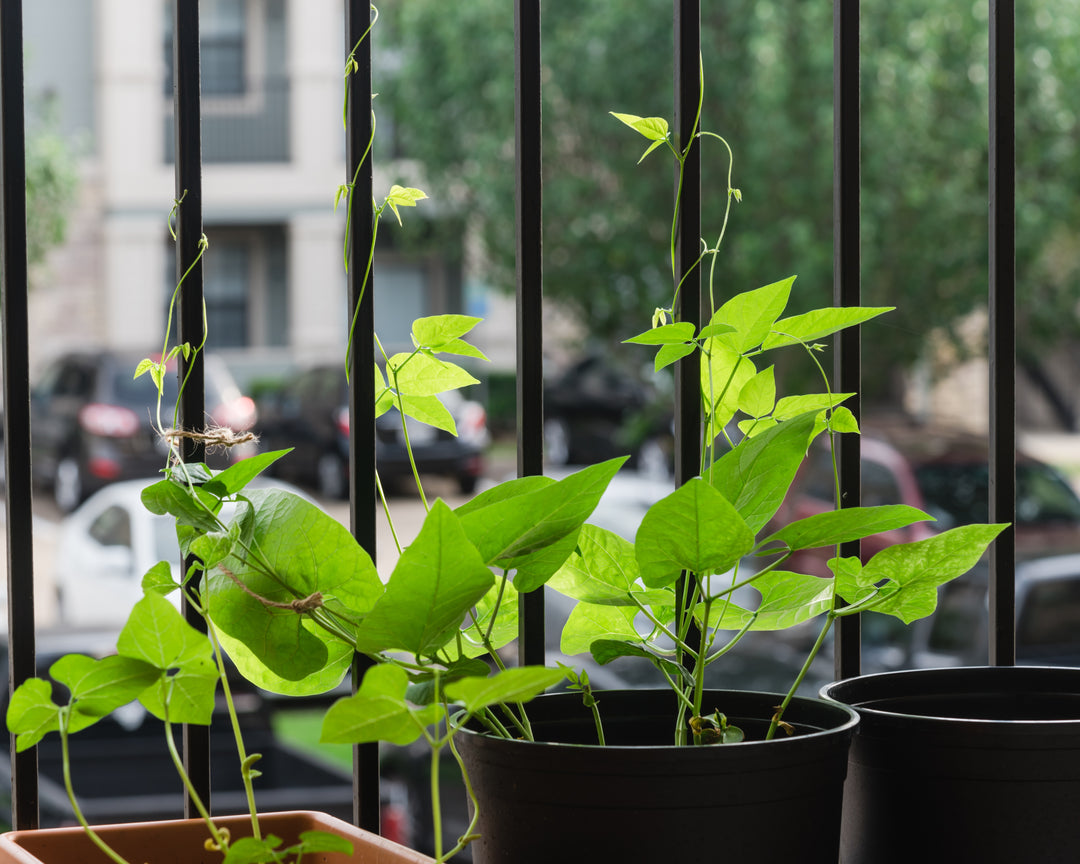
[163,0,246,96]
[165,226,287,350]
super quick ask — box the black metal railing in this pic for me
[1,0,1019,839]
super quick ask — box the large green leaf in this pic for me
[445,666,567,713]
[710,277,795,353]
[561,603,639,655]
[457,458,626,566]
[636,479,755,588]
[705,569,834,631]
[411,313,482,349]
[354,500,494,656]
[204,489,382,688]
[387,351,479,397]
[859,523,1009,624]
[759,504,933,553]
[708,411,819,533]
[505,530,583,594]
[321,665,442,746]
[49,654,160,721]
[117,594,218,725]
[201,449,290,497]
[762,306,894,350]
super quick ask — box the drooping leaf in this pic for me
[859,523,1009,624]
[655,341,697,371]
[321,665,441,746]
[759,504,933,553]
[589,639,691,686]
[354,500,493,656]
[610,111,669,142]
[635,479,755,589]
[398,393,457,435]
[141,479,221,532]
[445,666,567,714]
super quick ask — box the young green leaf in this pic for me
[759,504,933,553]
[397,393,457,435]
[589,639,692,686]
[221,836,285,864]
[141,479,221,532]
[387,351,479,397]
[655,341,697,371]
[457,457,627,566]
[773,392,854,420]
[859,523,1009,623]
[623,322,696,346]
[761,306,894,351]
[445,666,567,714]
[708,569,834,631]
[49,653,161,720]
[411,314,483,349]
[701,343,756,436]
[710,276,795,354]
[384,184,428,225]
[6,679,61,751]
[354,499,494,656]
[201,449,291,497]
[708,410,820,532]
[738,365,776,419]
[141,560,180,596]
[636,479,756,589]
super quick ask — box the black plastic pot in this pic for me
[455,688,858,864]
[822,666,1080,864]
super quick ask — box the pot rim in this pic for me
[821,664,1080,728]
[457,687,859,752]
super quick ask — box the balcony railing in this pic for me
[1,0,1019,841]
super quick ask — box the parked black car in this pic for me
[30,351,257,512]
[257,364,489,498]
[543,354,673,476]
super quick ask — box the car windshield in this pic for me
[914,461,1080,526]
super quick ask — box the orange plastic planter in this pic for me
[0,810,434,864]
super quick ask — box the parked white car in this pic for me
[53,476,312,628]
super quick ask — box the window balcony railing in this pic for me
[1,0,1020,845]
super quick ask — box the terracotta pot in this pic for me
[0,810,433,864]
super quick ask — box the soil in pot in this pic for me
[823,666,1080,864]
[456,688,858,864]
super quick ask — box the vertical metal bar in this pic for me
[833,0,862,680]
[515,0,545,668]
[0,0,38,830]
[344,0,380,832]
[172,0,210,815]
[988,0,1016,666]
[673,0,701,486]
[673,0,702,668]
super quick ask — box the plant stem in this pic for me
[442,731,482,860]
[766,612,836,740]
[207,617,261,840]
[163,709,229,851]
[59,717,133,864]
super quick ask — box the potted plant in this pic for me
[2,44,1005,864]
[822,666,1080,862]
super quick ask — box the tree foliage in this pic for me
[386,0,1080,401]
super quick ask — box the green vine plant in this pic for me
[4,27,1010,864]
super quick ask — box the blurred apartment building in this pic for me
[22,0,472,384]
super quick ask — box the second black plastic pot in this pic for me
[823,666,1080,864]
[455,688,858,864]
